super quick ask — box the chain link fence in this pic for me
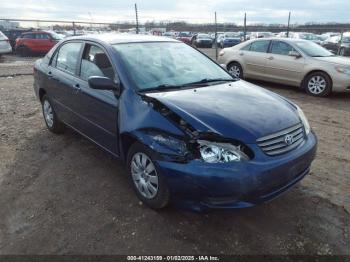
[1,16,350,59]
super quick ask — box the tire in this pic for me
[41,95,65,134]
[303,72,332,97]
[339,47,345,56]
[127,142,170,209]
[227,62,243,79]
[18,46,30,57]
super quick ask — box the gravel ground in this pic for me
[0,53,349,255]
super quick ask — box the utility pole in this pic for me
[135,3,139,34]
[72,22,76,36]
[215,12,218,60]
[286,11,291,37]
[338,30,344,55]
[243,12,247,41]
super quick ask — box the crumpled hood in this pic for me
[145,81,301,143]
[315,56,350,67]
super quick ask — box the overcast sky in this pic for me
[1,0,349,25]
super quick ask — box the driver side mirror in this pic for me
[88,76,121,96]
[289,50,302,58]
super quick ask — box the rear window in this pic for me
[249,40,270,53]
[54,42,83,75]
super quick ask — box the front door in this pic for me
[264,40,305,85]
[71,43,119,154]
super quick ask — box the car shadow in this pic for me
[1,126,349,254]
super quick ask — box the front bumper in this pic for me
[332,72,350,92]
[157,132,317,211]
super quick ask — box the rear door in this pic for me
[47,41,84,126]
[264,40,305,85]
[70,42,119,154]
[240,40,271,79]
[36,33,54,53]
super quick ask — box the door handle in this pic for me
[239,52,244,56]
[73,83,81,93]
[267,56,274,60]
[47,71,53,78]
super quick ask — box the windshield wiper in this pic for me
[186,78,234,85]
[139,84,185,93]
[140,78,234,93]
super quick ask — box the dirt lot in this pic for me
[0,53,349,255]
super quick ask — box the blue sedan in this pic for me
[33,34,317,211]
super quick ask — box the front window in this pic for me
[80,44,115,81]
[270,41,294,56]
[294,41,333,57]
[112,42,233,91]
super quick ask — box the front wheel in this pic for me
[127,142,170,209]
[304,72,332,97]
[227,62,243,79]
[41,95,65,133]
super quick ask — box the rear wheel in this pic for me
[17,46,30,57]
[41,95,65,133]
[227,62,243,79]
[127,142,170,209]
[304,72,332,97]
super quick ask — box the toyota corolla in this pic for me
[33,34,317,211]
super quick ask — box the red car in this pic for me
[15,31,62,56]
[176,32,192,45]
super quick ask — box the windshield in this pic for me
[224,33,240,38]
[294,41,333,57]
[342,37,350,43]
[50,31,63,40]
[198,34,210,39]
[179,32,191,37]
[113,42,233,91]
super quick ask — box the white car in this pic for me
[0,31,12,57]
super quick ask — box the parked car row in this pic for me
[218,38,350,97]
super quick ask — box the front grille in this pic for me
[257,123,305,156]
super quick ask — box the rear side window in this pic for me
[249,40,270,53]
[36,33,50,40]
[80,44,115,81]
[55,42,83,75]
[22,34,34,39]
[270,41,294,55]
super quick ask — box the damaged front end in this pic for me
[125,94,254,164]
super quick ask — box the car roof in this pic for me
[247,37,311,43]
[22,31,50,35]
[66,33,179,44]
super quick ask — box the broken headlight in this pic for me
[198,140,249,163]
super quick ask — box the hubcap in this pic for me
[43,100,54,127]
[308,76,326,95]
[229,65,241,78]
[131,153,159,199]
